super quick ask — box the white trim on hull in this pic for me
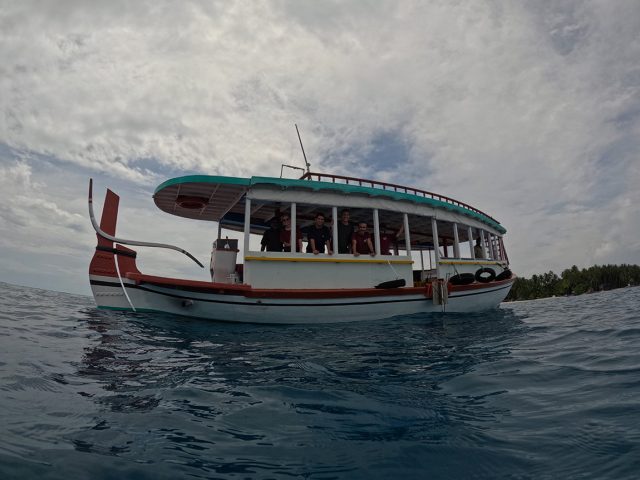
[90,274,514,324]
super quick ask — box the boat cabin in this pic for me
[153,172,509,290]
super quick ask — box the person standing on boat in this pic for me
[335,209,355,254]
[280,215,303,252]
[306,213,333,255]
[261,218,283,252]
[379,224,404,255]
[474,238,484,259]
[352,222,375,256]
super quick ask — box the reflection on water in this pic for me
[69,308,529,477]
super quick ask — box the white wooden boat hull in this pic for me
[90,273,514,324]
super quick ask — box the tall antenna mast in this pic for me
[295,124,311,175]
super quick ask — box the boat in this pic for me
[88,171,515,323]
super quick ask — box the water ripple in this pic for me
[1,282,640,478]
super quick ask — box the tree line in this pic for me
[504,264,640,301]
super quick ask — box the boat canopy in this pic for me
[153,174,506,235]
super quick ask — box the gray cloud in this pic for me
[1,0,639,293]
[0,161,89,248]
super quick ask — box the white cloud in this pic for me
[0,0,639,293]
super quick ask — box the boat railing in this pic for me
[300,171,498,223]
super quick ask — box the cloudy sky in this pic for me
[1,0,639,295]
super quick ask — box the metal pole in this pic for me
[491,234,495,259]
[403,213,411,255]
[431,217,440,277]
[468,226,475,259]
[487,232,496,260]
[373,208,381,255]
[332,206,338,254]
[295,124,311,174]
[290,202,297,252]
[491,234,498,260]
[243,197,251,254]
[453,222,460,258]
[500,236,509,264]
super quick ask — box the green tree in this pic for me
[504,264,640,301]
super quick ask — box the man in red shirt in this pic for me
[379,224,404,255]
[279,215,303,252]
[352,222,375,256]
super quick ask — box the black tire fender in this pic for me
[495,269,512,281]
[375,279,406,289]
[449,273,476,285]
[475,267,496,283]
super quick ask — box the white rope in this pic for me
[387,260,401,279]
[114,254,136,312]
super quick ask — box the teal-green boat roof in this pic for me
[153,174,506,234]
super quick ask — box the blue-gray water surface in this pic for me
[1,281,639,479]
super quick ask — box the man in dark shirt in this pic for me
[474,238,484,259]
[306,213,333,254]
[335,209,355,254]
[260,219,283,252]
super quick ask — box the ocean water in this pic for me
[1,282,639,479]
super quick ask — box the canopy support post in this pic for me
[468,226,475,259]
[373,208,381,255]
[431,218,440,278]
[332,206,338,254]
[291,202,297,252]
[243,197,251,254]
[453,222,460,259]
[480,230,487,259]
[500,236,509,264]
[490,234,498,260]
[403,213,411,255]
